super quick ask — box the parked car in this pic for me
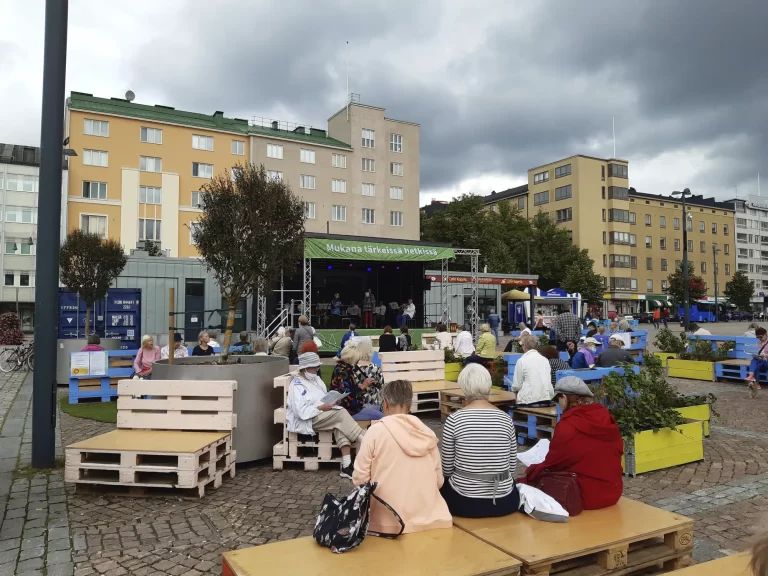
[633,312,651,324]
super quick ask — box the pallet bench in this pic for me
[453,497,693,576]
[222,528,522,576]
[666,552,751,575]
[440,388,518,419]
[65,379,237,498]
[379,350,454,415]
[68,350,137,404]
[511,406,559,445]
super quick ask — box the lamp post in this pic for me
[713,244,720,322]
[526,239,534,327]
[672,188,692,331]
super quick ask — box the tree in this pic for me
[526,211,581,288]
[192,163,305,361]
[724,270,753,310]
[59,230,128,335]
[143,239,164,257]
[663,261,707,306]
[562,249,605,310]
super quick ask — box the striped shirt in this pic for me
[440,409,517,499]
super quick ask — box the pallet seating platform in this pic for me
[440,388,517,419]
[68,349,137,404]
[666,552,751,575]
[510,406,559,445]
[222,528,522,576]
[65,379,237,498]
[379,350,453,415]
[453,498,694,576]
[715,358,751,382]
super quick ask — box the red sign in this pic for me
[426,275,536,286]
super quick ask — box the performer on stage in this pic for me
[363,289,376,328]
[348,300,361,328]
[396,298,416,328]
[374,301,387,328]
[330,293,342,329]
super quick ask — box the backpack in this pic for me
[313,482,404,553]
[397,334,410,351]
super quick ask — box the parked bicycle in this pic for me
[0,340,34,373]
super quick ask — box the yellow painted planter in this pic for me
[667,359,713,381]
[675,404,711,437]
[623,420,704,476]
[445,363,462,382]
[654,352,677,365]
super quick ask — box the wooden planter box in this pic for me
[444,362,462,382]
[654,352,677,366]
[623,420,704,476]
[667,359,713,381]
[675,404,711,437]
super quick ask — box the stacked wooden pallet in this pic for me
[65,379,237,498]
[68,350,137,404]
[440,387,517,419]
[510,405,559,446]
[379,350,456,415]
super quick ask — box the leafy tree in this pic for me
[724,270,753,310]
[663,261,706,306]
[59,230,128,335]
[192,163,305,361]
[519,211,581,288]
[143,239,164,257]
[562,249,605,309]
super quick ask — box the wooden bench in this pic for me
[510,406,558,445]
[715,358,752,382]
[666,552,752,575]
[222,528,522,576]
[68,350,137,404]
[65,379,237,497]
[453,497,694,576]
[440,388,518,419]
[379,350,453,415]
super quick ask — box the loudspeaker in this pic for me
[423,278,432,291]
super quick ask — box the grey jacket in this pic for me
[293,325,314,352]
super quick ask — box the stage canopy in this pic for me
[304,237,455,261]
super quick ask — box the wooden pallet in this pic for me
[68,350,137,404]
[272,456,345,471]
[454,498,693,576]
[511,406,559,446]
[714,358,751,382]
[665,552,750,575]
[379,350,447,383]
[440,388,517,418]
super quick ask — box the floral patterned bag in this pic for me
[313,482,404,553]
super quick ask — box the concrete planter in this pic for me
[675,404,711,437]
[623,420,704,476]
[667,359,714,381]
[153,355,289,463]
[445,363,462,382]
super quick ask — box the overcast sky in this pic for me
[4,0,768,205]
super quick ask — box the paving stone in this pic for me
[18,547,43,561]
[47,549,73,565]
[16,557,43,571]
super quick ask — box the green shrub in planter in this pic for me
[680,339,734,361]
[538,333,549,347]
[653,328,688,354]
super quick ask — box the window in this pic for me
[686,217,693,232]
[332,179,347,194]
[303,202,316,220]
[3,274,11,287]
[81,181,107,200]
[267,144,284,159]
[5,174,38,192]
[700,241,706,253]
[267,170,283,181]
[300,149,316,164]
[630,212,636,224]
[362,183,375,197]
[645,236,652,248]
[83,149,108,167]
[84,119,109,137]
[609,232,635,245]
[602,187,606,199]
[517,197,525,209]
[300,175,316,190]
[140,156,162,173]
[608,209,631,223]
[5,207,35,224]
[699,221,705,232]
[362,208,375,224]
[555,208,572,222]
[603,232,607,244]
[140,126,162,144]
[602,165,606,180]
[390,211,404,227]
[609,255,632,268]
[192,162,213,178]
[332,153,347,168]
[191,192,201,207]
[192,135,214,151]
[81,214,106,238]
[390,162,403,176]
[139,186,162,205]
[534,191,549,205]
[688,240,693,252]
[737,217,747,228]
[361,129,375,148]
[608,164,628,178]
[189,221,200,245]
[674,217,680,230]
[701,262,707,273]
[659,216,666,228]
[533,171,549,184]
[662,280,668,290]
[660,237,667,250]
[332,205,346,222]
[231,140,245,155]
[661,259,668,271]
[138,218,162,241]
[724,224,729,236]
[555,185,572,200]
[389,186,403,200]
[645,214,652,226]
[230,167,242,182]
[724,244,730,255]
[609,277,637,291]
[554,164,571,178]
[390,133,402,152]
[608,186,629,200]
[19,274,30,287]
[646,257,653,270]
[603,255,607,267]
[362,158,375,172]
[725,264,731,275]
[5,241,34,255]
[645,279,653,291]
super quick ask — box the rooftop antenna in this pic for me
[125,90,135,102]
[759,173,761,197]
[612,116,616,158]
[346,41,349,120]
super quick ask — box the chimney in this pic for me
[213,111,224,125]
[310,128,326,137]
[293,126,305,134]
[271,120,279,130]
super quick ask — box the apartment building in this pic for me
[0,143,41,329]
[724,195,768,311]
[64,92,420,258]
[472,155,736,314]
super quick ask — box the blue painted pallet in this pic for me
[510,405,561,446]
[68,350,137,404]
[714,359,752,382]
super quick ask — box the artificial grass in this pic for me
[58,395,117,423]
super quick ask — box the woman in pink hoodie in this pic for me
[352,379,452,535]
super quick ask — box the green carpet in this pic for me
[315,328,430,352]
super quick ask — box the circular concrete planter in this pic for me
[153,355,289,463]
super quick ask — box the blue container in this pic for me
[58,288,142,349]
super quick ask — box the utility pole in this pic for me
[713,244,720,322]
[672,188,692,331]
[32,0,68,468]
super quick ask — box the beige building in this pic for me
[477,154,736,314]
[63,93,420,258]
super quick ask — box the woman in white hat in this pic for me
[286,352,365,479]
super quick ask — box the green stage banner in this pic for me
[305,238,455,261]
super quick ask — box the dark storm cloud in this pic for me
[129,0,768,198]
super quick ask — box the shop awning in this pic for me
[305,238,455,261]
[646,295,670,306]
[502,289,544,301]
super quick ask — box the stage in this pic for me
[314,328,431,354]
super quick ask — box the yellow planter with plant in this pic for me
[667,359,714,380]
[445,363,462,382]
[623,420,704,475]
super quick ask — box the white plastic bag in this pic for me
[517,484,569,523]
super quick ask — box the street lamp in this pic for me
[672,188,692,331]
[526,238,534,327]
[713,244,720,322]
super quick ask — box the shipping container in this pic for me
[58,287,142,349]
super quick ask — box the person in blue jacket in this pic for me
[571,337,598,369]
[337,323,358,357]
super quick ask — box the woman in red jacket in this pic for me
[519,376,623,510]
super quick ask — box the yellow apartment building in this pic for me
[64,92,420,258]
[480,154,736,315]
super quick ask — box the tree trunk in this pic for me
[85,304,91,336]
[220,304,236,363]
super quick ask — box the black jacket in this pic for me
[378,333,397,352]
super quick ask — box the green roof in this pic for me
[67,92,353,149]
